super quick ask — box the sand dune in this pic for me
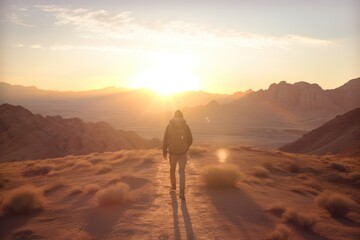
[0,146,359,239]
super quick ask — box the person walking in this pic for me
[163,110,193,200]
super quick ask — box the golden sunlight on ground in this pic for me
[130,52,201,95]
[217,148,229,163]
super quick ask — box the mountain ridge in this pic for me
[280,108,360,156]
[0,104,160,162]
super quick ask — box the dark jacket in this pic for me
[163,118,193,156]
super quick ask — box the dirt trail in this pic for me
[137,154,275,240]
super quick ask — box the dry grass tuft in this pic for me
[73,160,92,170]
[297,173,308,180]
[290,187,318,196]
[106,178,122,186]
[349,172,360,181]
[285,163,302,173]
[266,224,291,240]
[282,208,318,230]
[0,174,6,188]
[329,162,348,172]
[97,164,112,175]
[2,185,45,214]
[315,191,356,217]
[113,152,124,159]
[189,146,207,156]
[89,158,103,165]
[303,179,322,191]
[262,162,273,169]
[68,186,83,196]
[23,164,53,177]
[96,183,129,205]
[45,181,65,194]
[84,184,100,194]
[252,166,270,178]
[202,164,241,188]
[57,229,94,240]
[267,204,286,217]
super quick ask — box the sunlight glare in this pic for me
[131,53,200,94]
[217,148,229,163]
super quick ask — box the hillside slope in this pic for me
[0,104,160,162]
[280,108,360,156]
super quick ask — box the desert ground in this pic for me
[0,145,359,240]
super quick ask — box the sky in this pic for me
[0,0,359,94]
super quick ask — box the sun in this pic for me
[131,53,201,95]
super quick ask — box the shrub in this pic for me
[112,153,124,160]
[282,208,318,230]
[303,180,322,191]
[349,172,360,181]
[89,158,102,165]
[0,174,6,188]
[45,181,65,194]
[286,163,302,173]
[267,204,286,217]
[262,162,273,169]
[291,187,318,196]
[57,229,94,240]
[73,161,92,170]
[252,166,270,178]
[106,178,122,186]
[266,224,291,240]
[315,191,356,217]
[202,164,241,188]
[84,184,99,194]
[96,164,112,175]
[23,165,53,177]
[68,186,83,196]
[329,162,347,172]
[297,173,308,180]
[189,146,207,156]
[2,185,45,214]
[96,183,129,206]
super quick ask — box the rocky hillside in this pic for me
[183,77,360,131]
[280,108,360,156]
[0,104,160,162]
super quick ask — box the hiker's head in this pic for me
[174,110,183,119]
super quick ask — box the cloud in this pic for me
[36,5,333,50]
[30,44,42,49]
[8,8,34,27]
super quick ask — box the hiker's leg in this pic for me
[170,155,177,189]
[178,154,187,195]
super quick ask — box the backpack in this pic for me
[169,125,188,154]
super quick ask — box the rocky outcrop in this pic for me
[0,104,160,162]
[280,108,360,156]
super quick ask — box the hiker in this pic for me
[163,110,193,200]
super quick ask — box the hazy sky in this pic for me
[1,0,359,93]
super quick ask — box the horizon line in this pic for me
[1,76,359,95]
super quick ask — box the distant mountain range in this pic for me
[1,78,359,147]
[280,108,360,156]
[0,104,160,162]
[183,77,360,129]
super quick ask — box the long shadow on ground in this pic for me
[207,187,271,240]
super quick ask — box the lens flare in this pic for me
[217,148,229,163]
